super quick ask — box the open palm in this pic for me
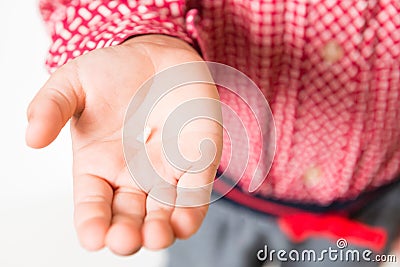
[26,35,222,255]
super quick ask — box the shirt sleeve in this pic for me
[39,0,194,72]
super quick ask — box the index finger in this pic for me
[73,174,113,251]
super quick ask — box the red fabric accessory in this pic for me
[278,213,387,252]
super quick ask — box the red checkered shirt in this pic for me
[40,0,400,208]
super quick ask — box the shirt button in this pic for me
[303,166,322,188]
[321,40,344,63]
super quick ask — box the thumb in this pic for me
[26,62,84,148]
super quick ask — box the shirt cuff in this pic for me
[39,0,193,72]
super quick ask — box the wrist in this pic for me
[122,34,197,54]
[121,34,203,70]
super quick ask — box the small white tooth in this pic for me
[136,126,152,143]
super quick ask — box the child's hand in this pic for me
[26,35,222,255]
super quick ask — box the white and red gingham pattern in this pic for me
[39,0,193,72]
[40,0,400,205]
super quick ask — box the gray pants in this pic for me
[166,181,400,267]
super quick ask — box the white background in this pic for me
[0,1,164,266]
